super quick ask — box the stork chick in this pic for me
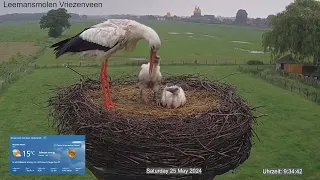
[157,83,187,109]
[137,55,162,103]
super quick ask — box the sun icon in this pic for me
[12,149,21,157]
[68,149,76,158]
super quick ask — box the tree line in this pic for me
[7,0,320,73]
[107,10,274,28]
[0,12,84,22]
[0,9,273,28]
[262,0,320,70]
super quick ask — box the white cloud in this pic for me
[54,147,64,152]
[51,153,61,160]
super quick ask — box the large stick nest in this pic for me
[48,74,259,180]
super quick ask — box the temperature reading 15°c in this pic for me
[23,150,35,157]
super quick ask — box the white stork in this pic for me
[137,55,162,103]
[50,19,161,110]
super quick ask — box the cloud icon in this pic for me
[12,149,21,157]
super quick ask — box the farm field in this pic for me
[0,42,39,62]
[0,23,46,60]
[0,22,45,82]
[0,20,319,180]
[35,20,271,66]
[0,22,48,42]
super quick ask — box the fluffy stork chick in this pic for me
[157,84,187,109]
[137,55,162,102]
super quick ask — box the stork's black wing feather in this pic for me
[50,38,71,48]
[50,28,88,49]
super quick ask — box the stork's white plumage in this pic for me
[137,55,162,102]
[161,84,187,109]
[50,19,161,110]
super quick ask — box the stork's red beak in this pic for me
[149,48,156,75]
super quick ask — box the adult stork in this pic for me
[50,19,161,109]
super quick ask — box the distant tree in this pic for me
[254,18,262,26]
[266,14,275,27]
[48,26,64,38]
[70,13,80,19]
[262,0,320,66]
[39,8,71,38]
[235,9,248,25]
[0,13,45,22]
[81,15,88,19]
[146,15,156,20]
[0,12,80,22]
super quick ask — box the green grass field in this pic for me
[0,20,319,180]
[35,21,271,66]
[0,22,48,42]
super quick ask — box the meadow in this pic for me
[35,20,271,66]
[0,20,319,180]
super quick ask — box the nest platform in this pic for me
[48,74,257,180]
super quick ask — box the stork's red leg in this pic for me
[104,59,116,108]
[100,61,109,109]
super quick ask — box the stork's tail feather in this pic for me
[50,38,71,48]
[50,28,87,59]
[50,38,72,59]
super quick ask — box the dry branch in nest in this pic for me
[48,74,261,180]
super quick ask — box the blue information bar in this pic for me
[10,135,86,174]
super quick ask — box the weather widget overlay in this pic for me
[10,135,85,174]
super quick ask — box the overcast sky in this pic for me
[0,0,294,18]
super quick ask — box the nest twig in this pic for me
[48,74,262,180]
